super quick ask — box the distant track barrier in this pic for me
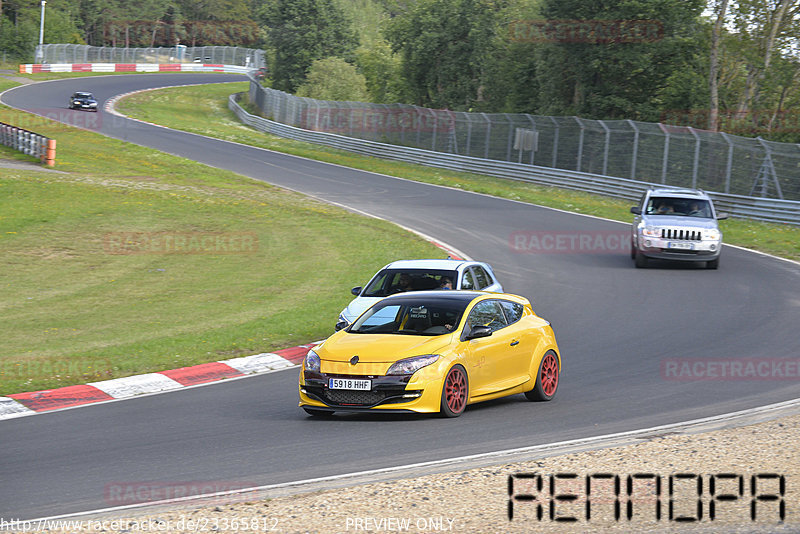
[19,63,253,74]
[0,121,56,166]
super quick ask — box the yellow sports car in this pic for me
[299,291,560,417]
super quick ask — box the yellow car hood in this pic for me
[318,332,453,363]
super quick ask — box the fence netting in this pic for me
[248,81,800,200]
[36,44,265,69]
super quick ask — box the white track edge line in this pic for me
[0,364,297,422]
[24,396,800,523]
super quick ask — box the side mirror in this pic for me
[716,212,728,220]
[630,207,642,215]
[351,286,362,296]
[465,325,492,340]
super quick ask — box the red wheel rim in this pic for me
[445,367,467,413]
[540,354,559,397]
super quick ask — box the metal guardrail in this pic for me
[229,92,800,225]
[35,44,265,69]
[228,93,800,225]
[0,122,56,165]
[247,79,800,202]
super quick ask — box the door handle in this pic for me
[510,340,519,346]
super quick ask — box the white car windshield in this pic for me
[361,269,458,297]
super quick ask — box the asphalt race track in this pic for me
[2,74,800,520]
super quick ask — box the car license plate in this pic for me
[329,378,371,390]
[668,241,693,250]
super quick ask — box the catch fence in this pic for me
[248,82,800,202]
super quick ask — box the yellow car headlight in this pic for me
[387,354,439,376]
[303,350,321,372]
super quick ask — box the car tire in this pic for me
[630,242,637,260]
[440,364,468,417]
[302,407,334,417]
[706,257,719,269]
[634,249,648,268]
[525,350,559,402]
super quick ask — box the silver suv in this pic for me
[630,188,727,269]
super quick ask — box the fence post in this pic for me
[756,137,784,199]
[414,106,423,147]
[550,117,559,168]
[628,119,639,180]
[658,123,670,184]
[465,114,473,157]
[575,117,585,172]
[720,132,734,194]
[526,114,536,165]
[481,113,491,160]
[431,109,438,151]
[689,127,700,189]
[600,120,611,176]
[504,113,515,162]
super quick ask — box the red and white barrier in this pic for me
[19,63,252,74]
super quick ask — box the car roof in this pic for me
[647,187,710,200]
[74,92,93,96]
[383,259,473,271]
[378,290,525,305]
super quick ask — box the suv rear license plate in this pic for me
[668,242,693,250]
[329,378,371,390]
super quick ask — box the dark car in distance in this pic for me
[69,92,98,112]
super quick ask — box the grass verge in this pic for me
[0,80,444,395]
[116,83,800,262]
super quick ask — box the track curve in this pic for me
[2,74,800,520]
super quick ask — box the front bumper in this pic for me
[73,102,98,110]
[299,370,443,413]
[635,235,721,262]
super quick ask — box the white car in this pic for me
[335,259,504,330]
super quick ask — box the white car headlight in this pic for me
[641,226,661,237]
[704,229,721,240]
[304,350,321,372]
[386,354,439,376]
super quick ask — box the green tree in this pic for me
[295,56,370,101]
[260,0,358,92]
[727,0,800,114]
[384,0,508,110]
[532,0,705,120]
[0,1,84,59]
[354,38,405,103]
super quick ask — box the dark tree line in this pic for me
[3,0,799,140]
